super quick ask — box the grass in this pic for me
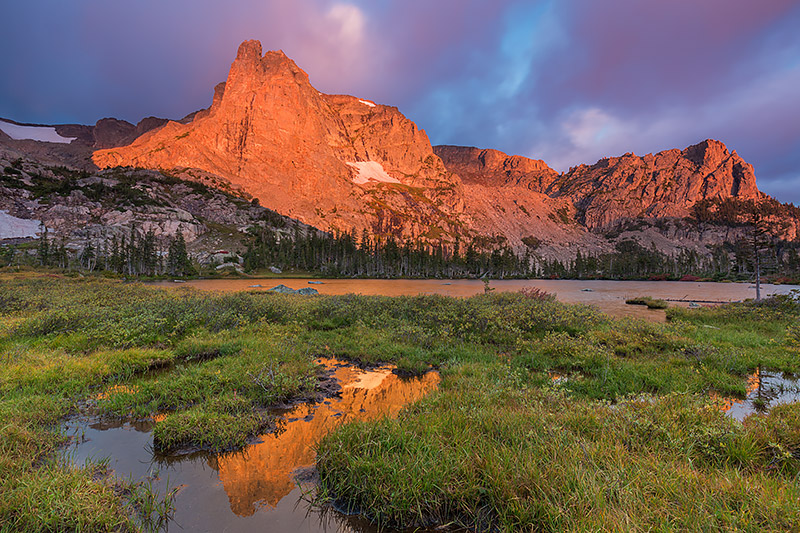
[313,294,800,531]
[0,272,799,530]
[0,275,319,530]
[625,296,669,309]
[318,390,800,531]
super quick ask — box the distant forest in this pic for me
[241,223,800,282]
[239,196,800,281]
[2,197,799,282]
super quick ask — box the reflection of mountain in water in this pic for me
[714,370,761,414]
[718,368,800,421]
[211,359,440,516]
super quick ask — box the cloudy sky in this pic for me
[2,0,799,202]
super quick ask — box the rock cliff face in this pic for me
[547,139,763,229]
[0,147,309,259]
[434,145,558,192]
[93,40,467,243]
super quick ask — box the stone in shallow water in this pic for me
[297,287,319,295]
[267,284,319,295]
[267,284,296,294]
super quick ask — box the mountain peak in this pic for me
[93,41,465,243]
[89,40,785,254]
[547,139,762,229]
[228,41,309,89]
[684,139,731,168]
[236,39,263,62]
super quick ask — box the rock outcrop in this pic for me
[547,139,763,229]
[93,40,468,243]
[434,145,558,192]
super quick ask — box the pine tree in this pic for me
[37,224,50,266]
[167,230,192,276]
[54,240,68,269]
[79,242,96,271]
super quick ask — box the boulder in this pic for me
[267,284,297,294]
[267,284,319,295]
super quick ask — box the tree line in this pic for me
[242,226,531,278]
[242,223,800,282]
[2,204,798,282]
[26,225,194,276]
[536,239,800,282]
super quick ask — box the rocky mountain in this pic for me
[433,145,558,191]
[546,139,763,230]
[93,40,467,243]
[62,116,170,149]
[433,140,792,255]
[0,145,313,263]
[0,116,169,151]
[2,40,797,266]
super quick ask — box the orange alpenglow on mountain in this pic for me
[93,40,467,242]
[93,40,772,254]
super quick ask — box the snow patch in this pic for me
[0,120,76,144]
[347,161,401,185]
[358,99,376,108]
[0,211,41,239]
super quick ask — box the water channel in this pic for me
[62,359,439,532]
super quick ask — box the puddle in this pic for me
[719,368,800,421]
[62,358,440,532]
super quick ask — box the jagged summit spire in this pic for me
[236,39,263,61]
[228,40,308,86]
[92,40,462,244]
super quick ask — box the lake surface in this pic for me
[62,359,439,533]
[155,279,799,321]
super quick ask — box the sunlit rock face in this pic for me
[547,139,763,230]
[436,140,764,232]
[210,360,439,517]
[93,40,467,244]
[435,145,601,255]
[433,139,775,257]
[90,40,786,260]
[434,145,558,192]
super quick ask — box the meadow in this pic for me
[0,273,798,531]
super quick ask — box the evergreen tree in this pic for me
[79,242,96,271]
[54,240,68,269]
[0,245,14,267]
[37,224,50,266]
[167,230,192,276]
